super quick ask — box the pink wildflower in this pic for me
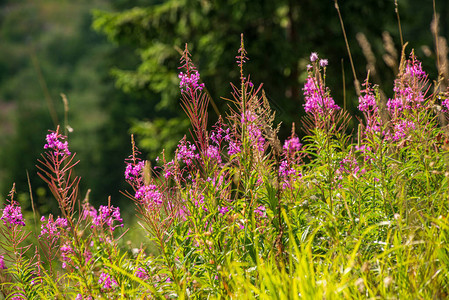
[44,131,71,157]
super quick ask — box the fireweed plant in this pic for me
[1,36,449,298]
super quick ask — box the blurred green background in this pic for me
[0,0,447,219]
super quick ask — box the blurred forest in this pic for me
[0,0,448,217]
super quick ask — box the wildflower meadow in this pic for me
[1,33,449,299]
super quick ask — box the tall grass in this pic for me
[0,34,449,299]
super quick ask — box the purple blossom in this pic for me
[210,122,231,145]
[442,96,449,112]
[75,295,92,300]
[279,160,302,189]
[358,80,381,136]
[164,160,176,179]
[39,215,68,239]
[405,57,426,78]
[179,70,205,93]
[279,160,297,177]
[228,141,241,156]
[206,145,222,163]
[254,206,267,219]
[92,205,124,231]
[125,161,145,182]
[190,191,207,212]
[319,59,328,67]
[388,120,416,141]
[241,111,257,123]
[356,145,374,162]
[98,272,117,290]
[358,86,378,112]
[60,242,73,269]
[310,52,319,62]
[338,155,360,176]
[82,202,98,221]
[0,255,6,270]
[219,206,229,215]
[1,203,25,228]
[135,185,163,209]
[283,137,302,156]
[84,250,93,265]
[387,52,428,116]
[242,111,265,153]
[135,267,149,280]
[44,131,71,157]
[177,139,198,165]
[303,76,340,115]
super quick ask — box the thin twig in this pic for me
[334,0,360,96]
[395,0,404,48]
[432,0,440,77]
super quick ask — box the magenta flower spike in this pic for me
[44,131,71,157]
[387,51,428,115]
[1,203,25,228]
[99,272,117,289]
[303,53,340,120]
[39,214,68,239]
[0,255,6,270]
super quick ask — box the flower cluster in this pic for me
[135,185,163,209]
[179,70,205,93]
[39,215,68,239]
[303,76,340,115]
[210,121,231,146]
[279,160,302,189]
[163,160,176,179]
[303,53,340,117]
[135,267,149,280]
[389,119,416,141]
[98,272,117,290]
[358,83,378,113]
[254,205,267,219]
[92,205,124,231]
[218,206,230,215]
[228,141,241,156]
[82,202,97,220]
[278,136,302,188]
[387,52,428,115]
[283,136,302,157]
[337,155,361,177]
[441,94,449,112]
[125,161,145,182]
[310,52,318,62]
[0,255,6,270]
[383,53,429,142]
[358,79,381,134]
[75,294,93,300]
[1,202,25,228]
[206,145,222,163]
[44,131,71,157]
[177,139,198,166]
[242,111,265,153]
[60,242,73,269]
[279,160,298,177]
